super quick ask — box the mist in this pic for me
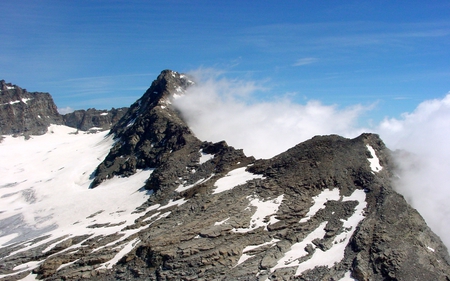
[173,70,450,250]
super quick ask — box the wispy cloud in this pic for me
[293,57,318,66]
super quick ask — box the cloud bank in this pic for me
[174,71,368,159]
[174,70,450,250]
[377,94,450,247]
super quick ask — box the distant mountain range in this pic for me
[0,79,127,136]
[0,71,449,280]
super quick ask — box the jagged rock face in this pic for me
[91,70,198,188]
[0,80,63,135]
[1,70,450,281]
[62,107,128,132]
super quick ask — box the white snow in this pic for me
[5,85,15,90]
[98,238,140,269]
[214,217,230,226]
[427,246,435,252]
[175,174,214,192]
[212,167,264,194]
[199,150,214,164]
[100,112,108,116]
[232,194,284,233]
[157,198,187,210]
[338,271,358,281]
[366,145,382,173]
[271,189,367,276]
[299,188,341,223]
[271,221,328,271]
[235,238,279,266]
[0,125,156,276]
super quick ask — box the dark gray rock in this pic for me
[62,107,128,132]
[0,80,63,136]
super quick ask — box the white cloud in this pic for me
[57,106,74,114]
[377,93,450,248]
[174,70,367,159]
[293,57,318,66]
[174,69,450,251]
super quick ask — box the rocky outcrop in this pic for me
[0,80,63,136]
[90,70,198,188]
[62,107,128,132]
[1,70,449,281]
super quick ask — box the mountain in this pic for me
[63,107,128,132]
[0,80,128,136]
[0,80,63,136]
[0,70,449,281]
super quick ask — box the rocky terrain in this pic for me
[0,80,128,136]
[63,107,128,132]
[0,71,449,280]
[0,80,63,136]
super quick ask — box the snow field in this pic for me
[0,125,159,278]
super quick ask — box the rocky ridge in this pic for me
[0,71,449,280]
[63,107,128,132]
[0,80,63,136]
[0,80,128,136]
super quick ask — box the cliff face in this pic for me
[0,71,449,281]
[0,80,129,136]
[62,107,128,132]
[0,80,63,136]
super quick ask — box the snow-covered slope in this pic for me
[0,125,154,278]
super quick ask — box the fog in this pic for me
[173,71,450,250]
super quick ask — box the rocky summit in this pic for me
[0,70,450,281]
[0,80,63,136]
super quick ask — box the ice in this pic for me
[366,145,382,173]
[232,194,284,233]
[299,188,341,223]
[212,167,264,194]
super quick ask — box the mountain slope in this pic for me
[0,70,449,281]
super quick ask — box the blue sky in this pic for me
[1,0,449,123]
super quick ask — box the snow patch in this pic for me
[214,217,230,226]
[176,174,215,192]
[299,188,341,223]
[232,194,284,233]
[199,149,214,164]
[212,167,264,194]
[271,189,367,276]
[366,145,382,173]
[100,112,108,116]
[235,238,280,267]
[338,271,358,280]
